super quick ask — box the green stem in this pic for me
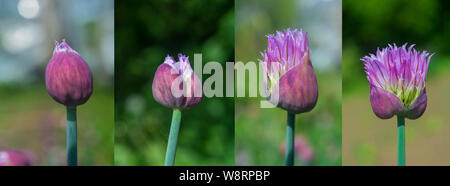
[164,109,182,166]
[286,112,295,166]
[397,115,405,166]
[66,107,77,166]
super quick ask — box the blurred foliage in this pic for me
[235,0,342,165]
[343,0,450,165]
[115,0,234,165]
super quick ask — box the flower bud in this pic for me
[152,54,202,109]
[45,40,93,107]
[0,150,31,166]
[362,44,432,119]
[259,29,318,114]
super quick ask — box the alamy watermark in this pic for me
[169,53,280,108]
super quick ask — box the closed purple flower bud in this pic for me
[0,150,31,166]
[362,43,432,119]
[259,29,318,114]
[45,40,93,107]
[152,54,202,109]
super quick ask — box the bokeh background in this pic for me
[343,0,450,165]
[114,0,234,165]
[235,0,342,165]
[0,0,114,165]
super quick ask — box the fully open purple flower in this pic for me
[152,54,202,109]
[362,43,432,119]
[259,29,318,114]
[0,150,31,166]
[45,40,93,107]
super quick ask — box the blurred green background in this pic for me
[0,0,114,165]
[235,0,342,165]
[343,0,450,165]
[114,0,234,165]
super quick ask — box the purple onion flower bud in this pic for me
[259,29,318,114]
[362,43,432,119]
[45,40,93,107]
[0,150,31,166]
[152,54,202,109]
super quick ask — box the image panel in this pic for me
[114,0,235,166]
[0,0,114,166]
[235,0,342,166]
[343,0,450,165]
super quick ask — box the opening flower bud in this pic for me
[152,54,202,109]
[259,29,318,114]
[362,43,432,119]
[45,40,93,107]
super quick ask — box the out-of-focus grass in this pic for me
[0,84,114,165]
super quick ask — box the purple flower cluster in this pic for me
[362,43,432,119]
[259,29,318,114]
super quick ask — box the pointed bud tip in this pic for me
[53,39,78,54]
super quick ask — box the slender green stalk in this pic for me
[286,112,295,166]
[66,107,77,166]
[164,109,182,166]
[397,115,405,166]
